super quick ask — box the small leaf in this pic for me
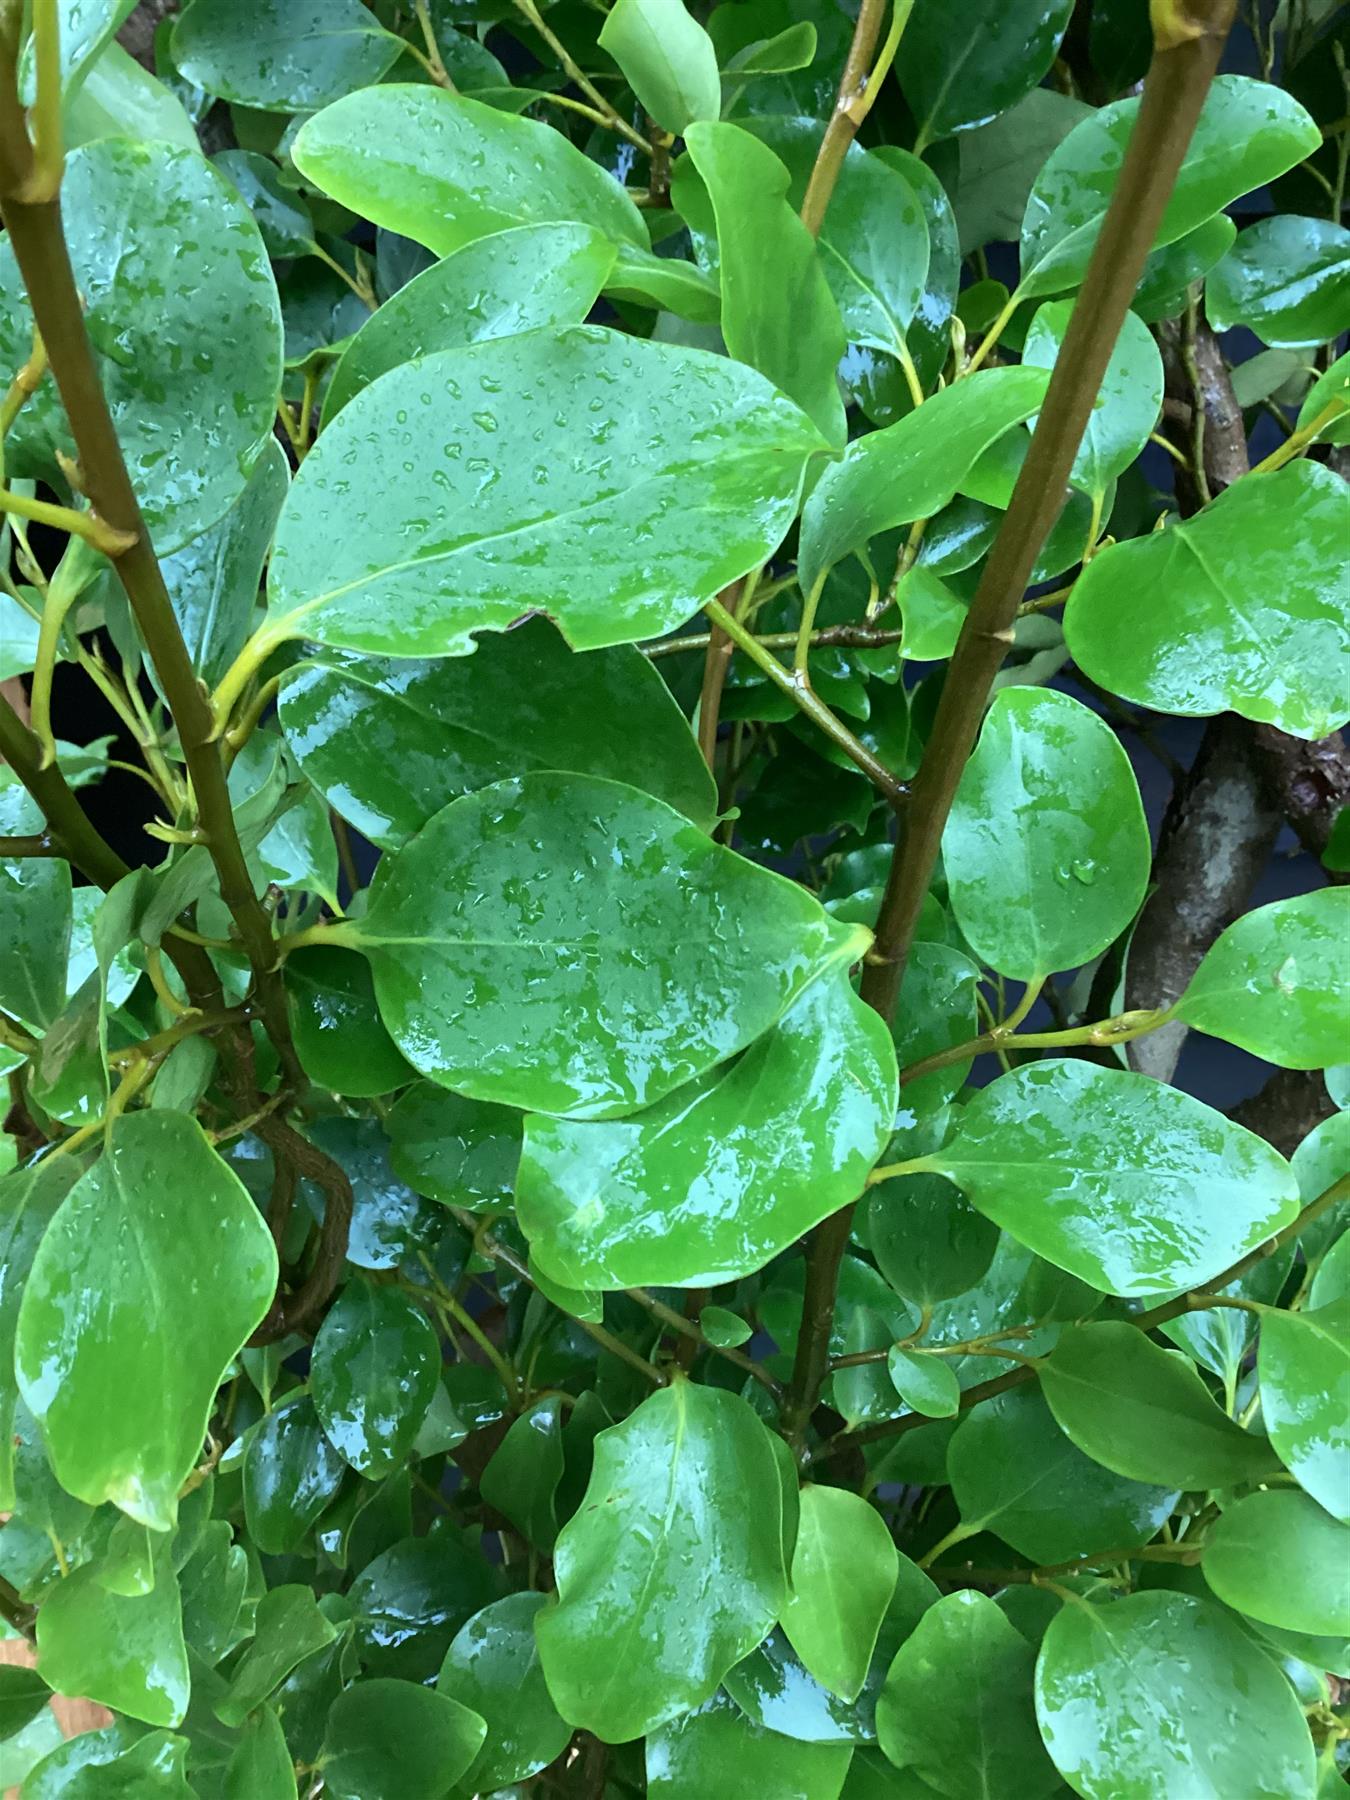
[437,1594,571,1790]
[172,0,401,109]
[646,1689,853,1797]
[15,1112,277,1530]
[349,772,865,1118]
[1175,889,1350,1070]
[1065,460,1350,742]
[598,0,720,134]
[925,1060,1299,1297]
[224,1707,296,1800]
[780,1484,898,1701]
[1039,1322,1283,1490]
[700,1306,752,1348]
[517,969,895,1287]
[480,1397,565,1549]
[0,1665,52,1740]
[1258,1300,1350,1521]
[536,1381,787,1741]
[900,0,1073,143]
[0,848,70,1031]
[1022,300,1163,496]
[865,1171,998,1308]
[319,1678,486,1800]
[37,1537,187,1728]
[1035,1592,1316,1798]
[1207,215,1350,348]
[943,688,1151,980]
[244,1398,348,1556]
[0,1157,82,1508]
[1204,1488,1350,1637]
[723,1627,876,1745]
[216,1586,338,1727]
[311,1282,441,1479]
[886,1348,960,1419]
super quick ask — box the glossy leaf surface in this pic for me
[1022,300,1163,497]
[1207,215,1350,348]
[780,1485,898,1702]
[320,1678,486,1800]
[1204,1488,1350,1636]
[172,0,400,108]
[285,946,414,1098]
[244,1398,348,1555]
[598,0,720,133]
[438,1594,571,1789]
[37,1539,187,1728]
[311,1281,441,1478]
[900,0,1072,143]
[646,1690,853,1798]
[1258,1301,1350,1521]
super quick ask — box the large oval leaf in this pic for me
[292,85,646,257]
[942,688,1150,980]
[535,1381,787,1741]
[278,617,716,848]
[172,0,401,109]
[268,326,826,657]
[343,772,865,1118]
[900,0,1072,145]
[0,140,282,552]
[1034,1592,1316,1799]
[516,969,895,1288]
[15,1112,277,1530]
[1065,462,1350,741]
[923,1060,1299,1297]
[1258,1300,1350,1522]
[1204,1488,1350,1637]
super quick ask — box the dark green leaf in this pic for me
[216,1585,338,1727]
[319,1678,486,1800]
[865,1172,998,1308]
[598,0,720,134]
[781,1484,899,1701]
[0,1665,52,1741]
[0,850,70,1031]
[900,0,1072,145]
[286,946,414,1098]
[1207,215,1350,348]
[385,1081,520,1212]
[724,1628,876,1746]
[437,1593,571,1789]
[646,1690,853,1797]
[173,0,400,108]
[244,1398,348,1555]
[224,1706,296,1800]
[480,1396,565,1548]
[311,1281,440,1479]
[1204,1488,1349,1637]
[349,1535,497,1681]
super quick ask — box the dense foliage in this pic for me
[0,0,1346,1793]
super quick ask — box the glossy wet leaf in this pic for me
[0,1157,81,1511]
[214,149,315,258]
[0,842,70,1032]
[886,1349,960,1420]
[1065,462,1350,741]
[437,1594,569,1788]
[779,1484,898,1704]
[216,1585,338,1726]
[702,1306,753,1347]
[1175,889,1350,1071]
[322,224,615,423]
[947,1388,1177,1565]
[306,1114,438,1272]
[925,1060,1299,1297]
[269,327,825,656]
[647,1690,853,1798]
[1035,1592,1316,1799]
[724,1628,876,1746]
[37,1537,187,1728]
[172,0,400,108]
[1298,346,1350,446]
[350,1533,498,1682]
[1203,1488,1349,1637]
[278,618,716,848]
[1207,215,1350,348]
[876,1591,1058,1797]
[15,1111,277,1531]
[799,366,1050,593]
[22,1724,193,1799]
[311,1281,440,1479]
[518,968,894,1287]
[866,1171,998,1308]
[598,0,719,133]
[900,0,1072,143]
[286,945,414,1097]
[293,86,646,259]
[224,1707,296,1800]
[244,1398,348,1555]
[681,122,846,444]
[480,1397,565,1548]
[384,1081,520,1213]
[1259,1300,1350,1522]
[1023,300,1163,497]
[1020,75,1320,297]
[0,140,282,553]
[349,772,864,1118]
[536,1380,786,1741]
[320,1678,486,1800]
[943,689,1150,980]
[1040,1322,1283,1490]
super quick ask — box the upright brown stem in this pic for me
[799,0,888,237]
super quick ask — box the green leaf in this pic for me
[876,1590,1058,1797]
[37,1537,187,1728]
[0,1666,52,1741]
[480,1396,565,1549]
[437,1594,570,1789]
[216,1585,338,1727]
[1298,346,1350,446]
[1066,461,1350,741]
[172,0,401,109]
[348,772,865,1118]
[0,140,282,553]
[1132,213,1238,322]
[1023,300,1163,497]
[536,1380,787,1741]
[311,1281,440,1479]
[953,87,1091,258]
[1204,1488,1350,1637]
[518,967,895,1287]
[214,149,315,258]
[946,1388,1177,1565]
[866,1171,997,1309]
[269,327,825,656]
[900,0,1072,144]
[243,1397,348,1555]
[22,1726,193,1799]
[886,1349,960,1420]
[777,1484,897,1705]
[890,942,980,1115]
[307,1114,438,1272]
[1175,889,1350,1070]
[385,1081,520,1212]
[943,689,1150,980]
[224,1707,296,1800]
[1040,1322,1284,1490]
[1035,1592,1316,1799]
[1020,74,1320,297]
[322,224,616,424]
[701,1306,753,1347]
[278,618,716,848]
[1207,215,1350,348]
[286,945,414,1098]
[319,1678,486,1800]
[598,0,720,134]
[1259,1301,1350,1522]
[0,1157,81,1510]
[0,846,70,1032]
[292,86,646,259]
[724,1627,878,1745]
[798,366,1050,594]
[646,1690,854,1797]
[15,1112,277,1531]
[925,1060,1299,1296]
[680,122,846,444]
[349,1534,498,1682]
[20,0,137,99]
